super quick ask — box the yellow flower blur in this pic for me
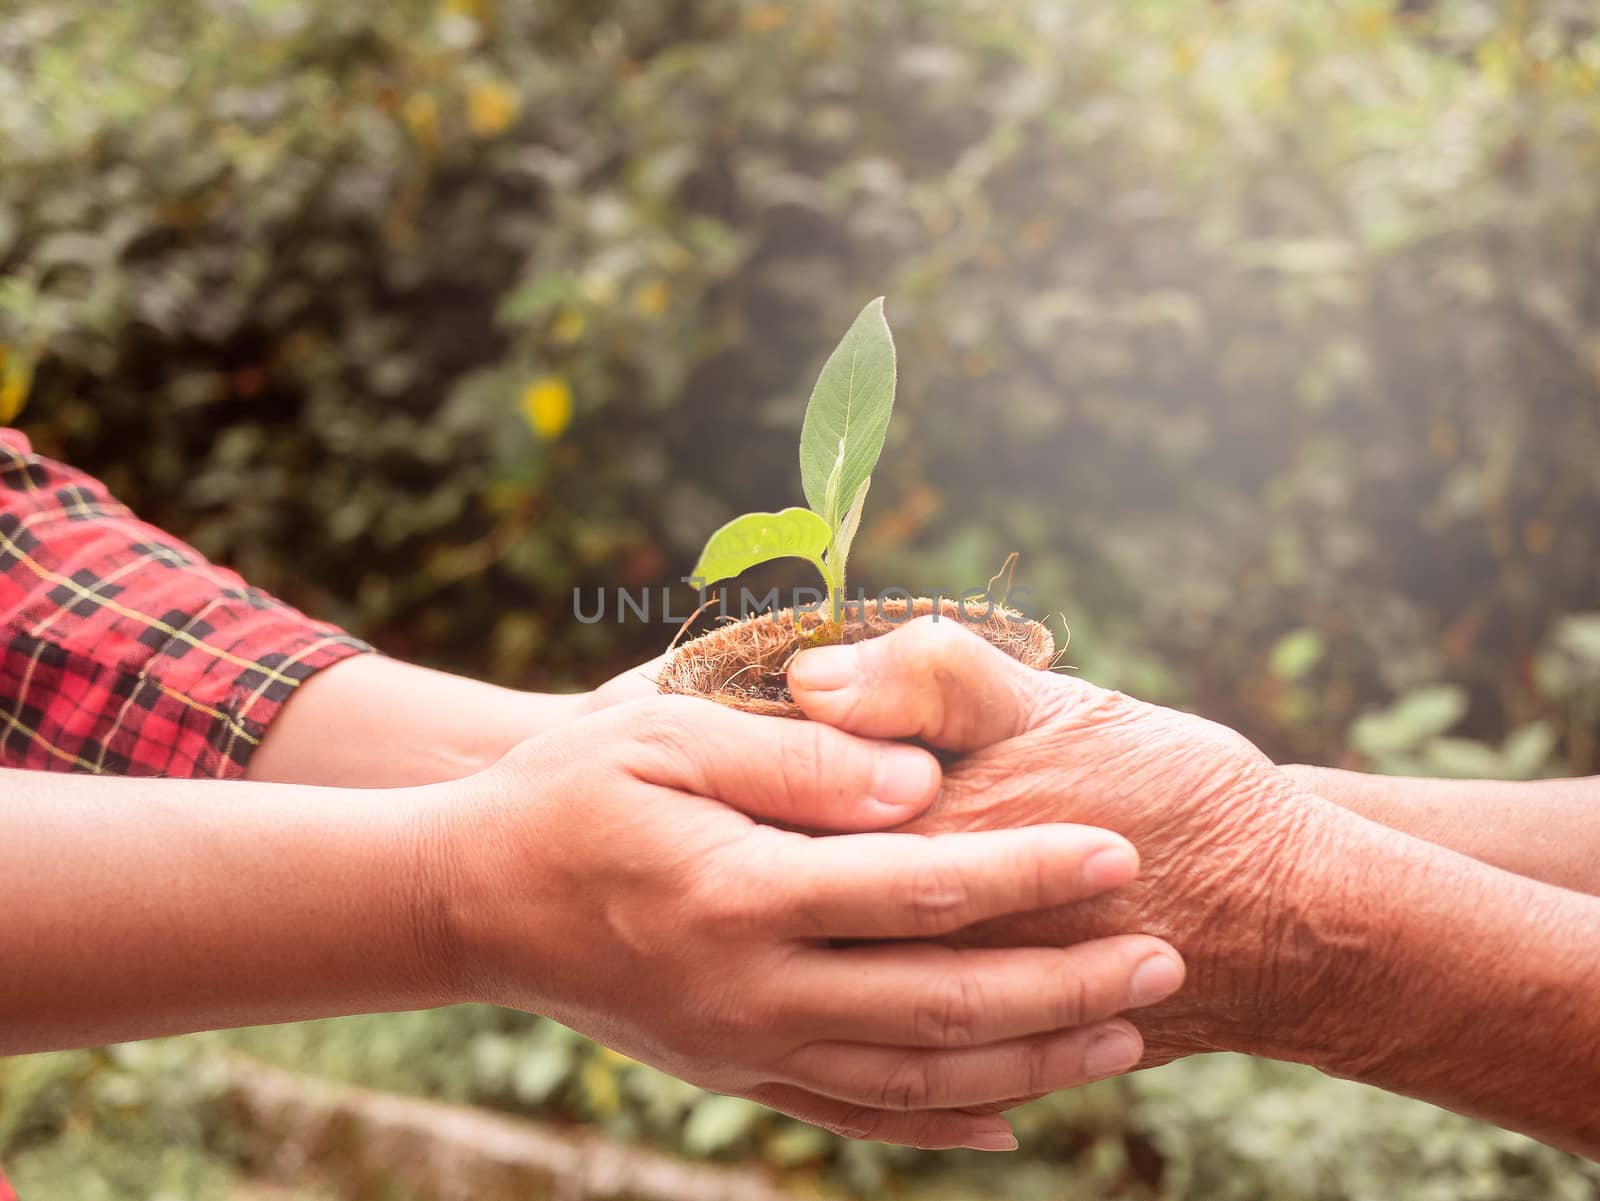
[520,376,573,440]
[0,345,32,424]
[634,279,670,319]
[467,80,518,137]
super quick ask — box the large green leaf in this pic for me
[689,507,831,587]
[799,296,897,532]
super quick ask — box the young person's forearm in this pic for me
[0,768,449,1052]
[1276,811,1600,1158]
[246,654,589,786]
[1280,766,1600,895]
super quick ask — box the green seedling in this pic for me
[690,296,897,635]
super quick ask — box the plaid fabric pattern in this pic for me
[0,428,370,779]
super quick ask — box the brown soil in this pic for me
[657,596,1056,718]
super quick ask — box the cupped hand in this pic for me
[422,694,1185,1150]
[788,616,1340,1068]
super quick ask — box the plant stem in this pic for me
[821,555,845,642]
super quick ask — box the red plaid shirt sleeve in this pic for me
[0,428,371,779]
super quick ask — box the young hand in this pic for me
[420,694,1185,1150]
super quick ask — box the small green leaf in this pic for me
[1422,737,1504,780]
[800,297,897,533]
[1269,628,1325,682]
[690,507,831,588]
[1536,613,1600,700]
[821,437,846,532]
[1349,684,1468,758]
[682,1094,763,1157]
[1386,684,1470,741]
[511,1043,575,1105]
[467,1033,516,1091]
[832,476,871,569]
[1501,721,1557,779]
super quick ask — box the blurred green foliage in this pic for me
[5,0,1600,770]
[6,1015,1600,1200]
[5,0,1600,1196]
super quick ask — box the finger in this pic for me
[774,823,1140,939]
[782,1018,1145,1111]
[964,1094,1047,1115]
[609,696,941,830]
[781,936,1184,1047]
[588,653,669,710]
[744,1083,1019,1152]
[788,615,1055,751]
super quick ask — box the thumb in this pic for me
[603,697,943,831]
[787,616,1050,751]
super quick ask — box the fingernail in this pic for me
[965,1128,1019,1152]
[788,646,856,692]
[1128,953,1184,1007]
[1081,844,1138,889]
[870,744,938,812]
[1083,1025,1142,1078]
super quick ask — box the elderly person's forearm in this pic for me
[1254,807,1600,1156]
[1280,766,1600,896]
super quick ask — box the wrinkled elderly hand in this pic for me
[788,616,1340,1069]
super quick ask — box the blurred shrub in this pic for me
[0,1043,237,1200]
[13,1013,1594,1201]
[5,0,1600,1197]
[3,0,1599,770]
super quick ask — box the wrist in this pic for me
[1153,772,1337,1058]
[396,779,491,1009]
[403,753,572,1014]
[1195,797,1383,1063]
[1227,796,1561,1078]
